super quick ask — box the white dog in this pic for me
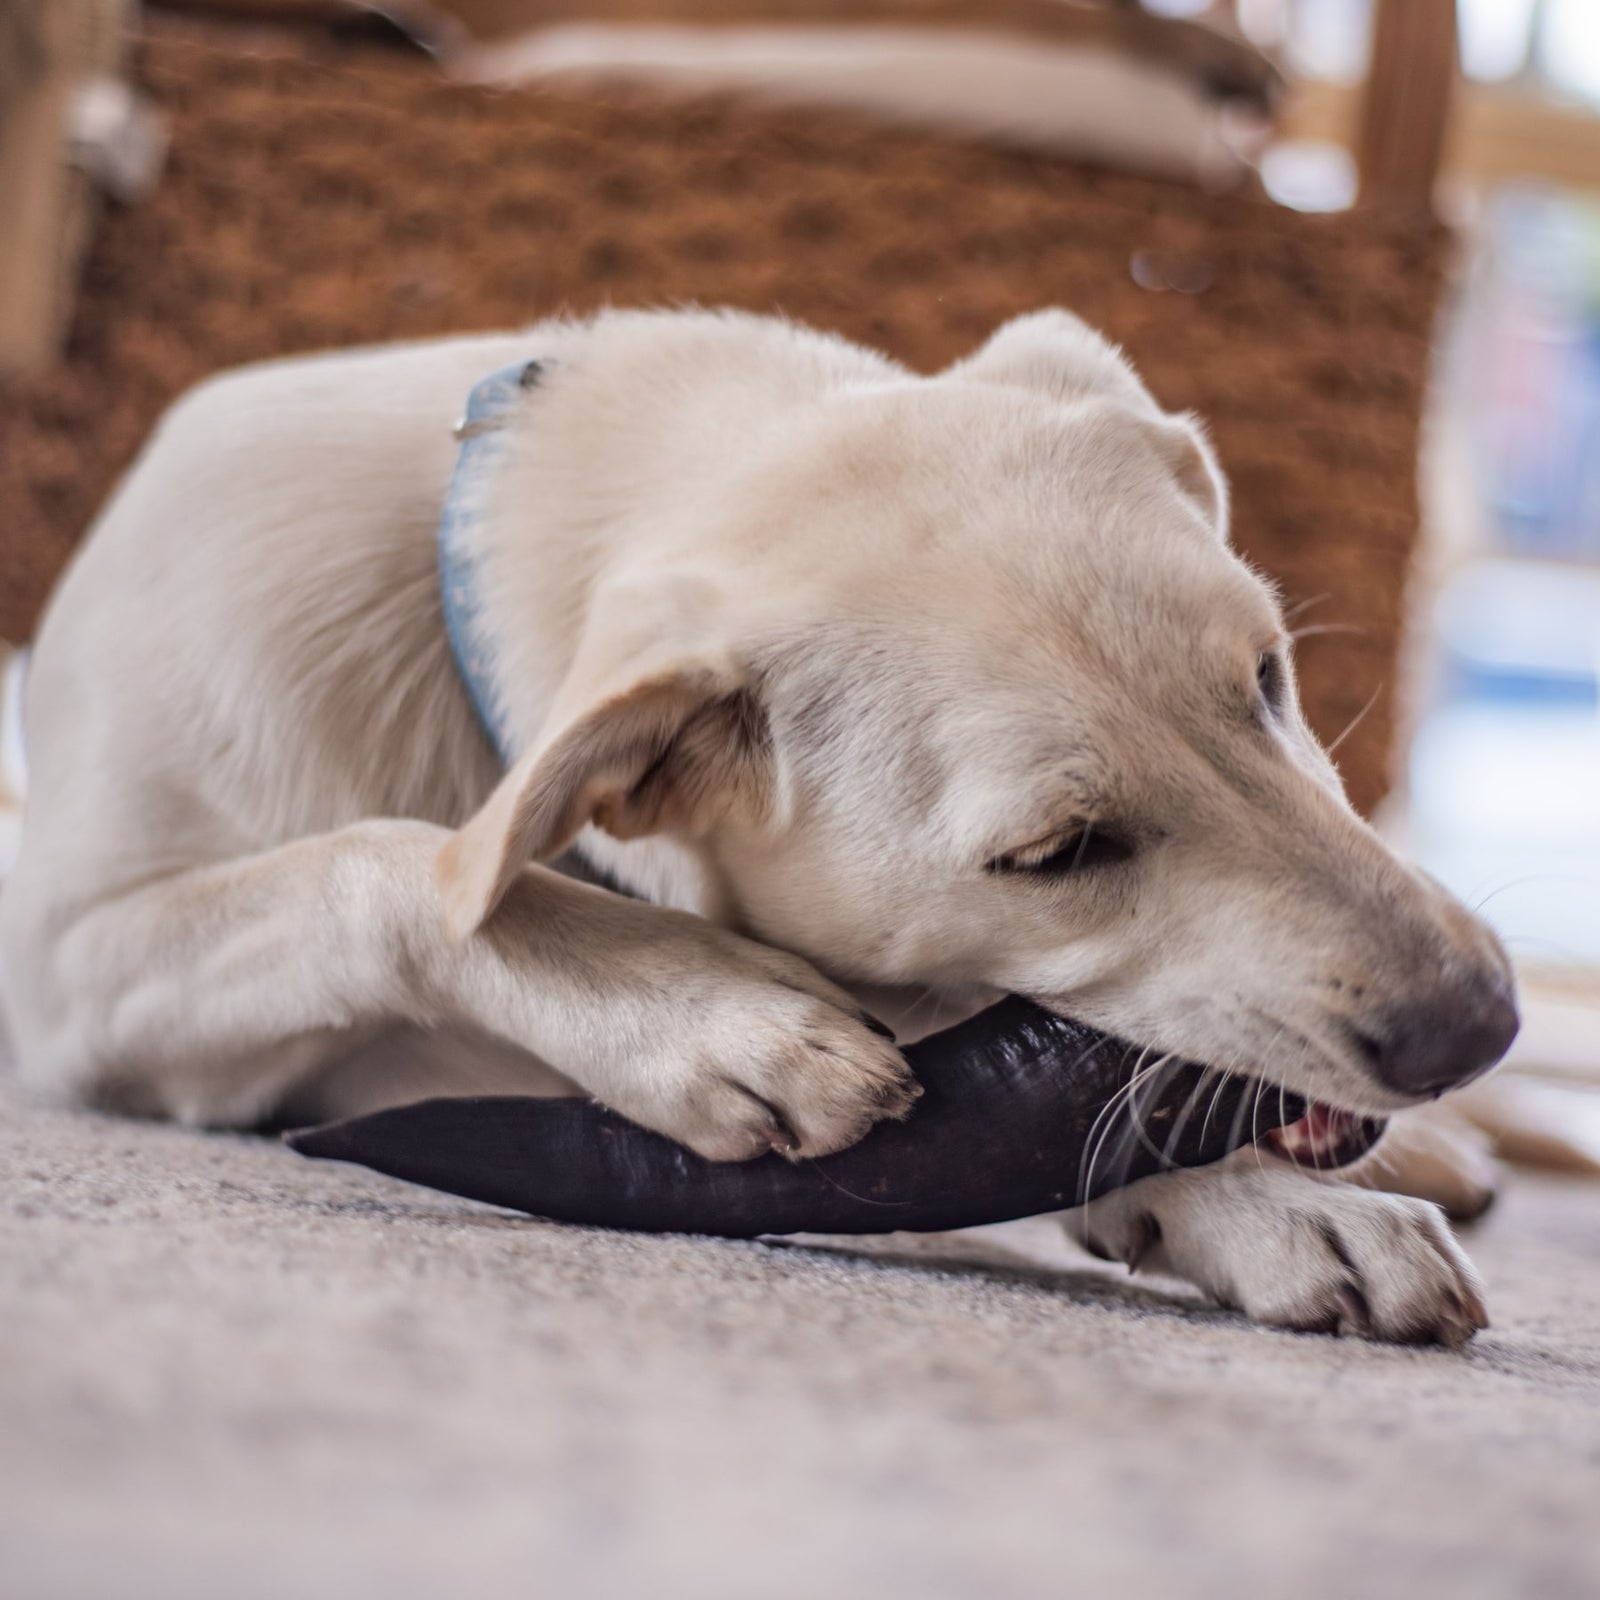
[0,308,1518,1343]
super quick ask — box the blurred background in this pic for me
[1266,0,1600,1090]
[2,0,1597,1100]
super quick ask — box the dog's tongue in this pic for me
[1265,1101,1387,1170]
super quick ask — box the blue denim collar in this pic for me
[438,358,544,765]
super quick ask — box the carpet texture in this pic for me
[0,22,1445,815]
[4,1073,1600,1600]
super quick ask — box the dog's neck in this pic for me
[438,351,737,918]
[436,315,904,920]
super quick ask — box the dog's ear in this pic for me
[948,309,1159,412]
[1146,412,1229,537]
[435,652,770,939]
[954,311,1229,536]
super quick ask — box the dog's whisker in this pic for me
[1078,1043,1152,1208]
[1281,592,1331,624]
[1237,1007,1294,1168]
[1249,1073,1270,1174]
[1078,1045,1171,1218]
[1101,1052,1184,1181]
[1160,1058,1227,1167]
[897,985,944,1036]
[1325,681,1384,759]
[1288,622,1364,643]
[1470,872,1600,915]
[1198,1060,1238,1152]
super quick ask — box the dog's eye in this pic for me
[1256,649,1286,714]
[990,826,1134,878]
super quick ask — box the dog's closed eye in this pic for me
[989,825,1135,878]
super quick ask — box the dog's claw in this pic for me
[860,1013,898,1043]
[1123,1211,1161,1273]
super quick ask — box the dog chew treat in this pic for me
[287,997,1380,1237]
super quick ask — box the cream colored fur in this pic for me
[0,309,1514,1342]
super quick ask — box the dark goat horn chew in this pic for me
[285,996,1385,1237]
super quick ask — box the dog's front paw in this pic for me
[604,933,920,1163]
[1198,1179,1489,1346]
[1071,1164,1488,1347]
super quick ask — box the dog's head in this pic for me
[439,310,1517,1125]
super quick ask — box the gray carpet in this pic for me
[5,1076,1600,1600]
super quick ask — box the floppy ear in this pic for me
[948,309,1160,413]
[435,656,771,939]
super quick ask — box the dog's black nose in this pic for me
[1356,992,1520,1098]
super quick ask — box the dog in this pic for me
[0,308,1518,1343]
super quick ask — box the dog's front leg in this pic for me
[1061,1159,1488,1346]
[24,818,916,1152]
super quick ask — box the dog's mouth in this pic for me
[1262,1098,1387,1170]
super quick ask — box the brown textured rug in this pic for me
[0,21,1445,814]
